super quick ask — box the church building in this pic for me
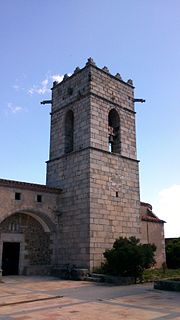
[0,58,165,275]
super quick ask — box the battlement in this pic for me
[51,58,135,113]
[52,57,134,89]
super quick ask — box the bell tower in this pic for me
[46,58,141,270]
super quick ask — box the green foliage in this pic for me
[143,268,180,282]
[103,237,156,280]
[166,238,180,269]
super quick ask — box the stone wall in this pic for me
[0,180,60,225]
[48,67,91,163]
[89,66,136,159]
[47,59,141,270]
[140,202,166,268]
[90,149,140,269]
[0,180,60,274]
[88,62,140,269]
[0,213,51,265]
[141,220,166,268]
[48,149,90,268]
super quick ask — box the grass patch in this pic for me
[93,267,180,283]
[143,268,180,282]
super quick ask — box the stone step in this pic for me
[85,276,104,283]
[85,273,106,282]
[87,273,136,285]
[91,273,105,279]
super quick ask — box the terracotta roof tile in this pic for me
[140,201,165,223]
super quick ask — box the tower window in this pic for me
[37,194,42,203]
[65,110,74,153]
[9,222,20,232]
[15,192,21,200]
[108,109,120,153]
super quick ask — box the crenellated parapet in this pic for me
[52,57,134,88]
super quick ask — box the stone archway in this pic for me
[0,210,56,275]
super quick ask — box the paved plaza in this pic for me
[0,276,179,319]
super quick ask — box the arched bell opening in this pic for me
[108,109,120,153]
[65,110,74,154]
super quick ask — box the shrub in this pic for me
[103,237,156,281]
[166,238,180,269]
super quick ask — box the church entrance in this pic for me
[0,211,54,275]
[2,242,20,275]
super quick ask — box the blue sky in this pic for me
[0,0,180,237]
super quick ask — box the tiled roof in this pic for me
[140,202,165,224]
[0,178,62,194]
[141,213,164,223]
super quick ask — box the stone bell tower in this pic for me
[46,58,141,270]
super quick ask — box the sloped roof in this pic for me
[0,178,62,194]
[140,202,165,223]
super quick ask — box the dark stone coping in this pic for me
[0,178,62,194]
[46,146,139,164]
[91,92,135,114]
[50,91,135,117]
[154,279,180,291]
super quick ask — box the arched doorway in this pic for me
[0,211,54,275]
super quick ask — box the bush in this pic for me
[166,238,180,269]
[103,237,156,281]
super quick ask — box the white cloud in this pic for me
[28,73,72,95]
[51,74,64,83]
[51,73,71,83]
[28,78,50,95]
[153,184,180,238]
[13,84,21,91]
[7,102,24,114]
[28,74,63,95]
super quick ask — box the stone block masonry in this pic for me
[89,149,140,269]
[47,58,141,270]
[0,179,61,274]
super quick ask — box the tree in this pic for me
[103,237,156,281]
[166,238,180,269]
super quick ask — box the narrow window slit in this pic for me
[37,194,42,203]
[15,192,21,200]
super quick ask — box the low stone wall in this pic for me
[51,267,89,280]
[23,265,52,276]
[89,273,136,285]
[154,279,180,291]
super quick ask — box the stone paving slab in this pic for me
[0,276,179,320]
